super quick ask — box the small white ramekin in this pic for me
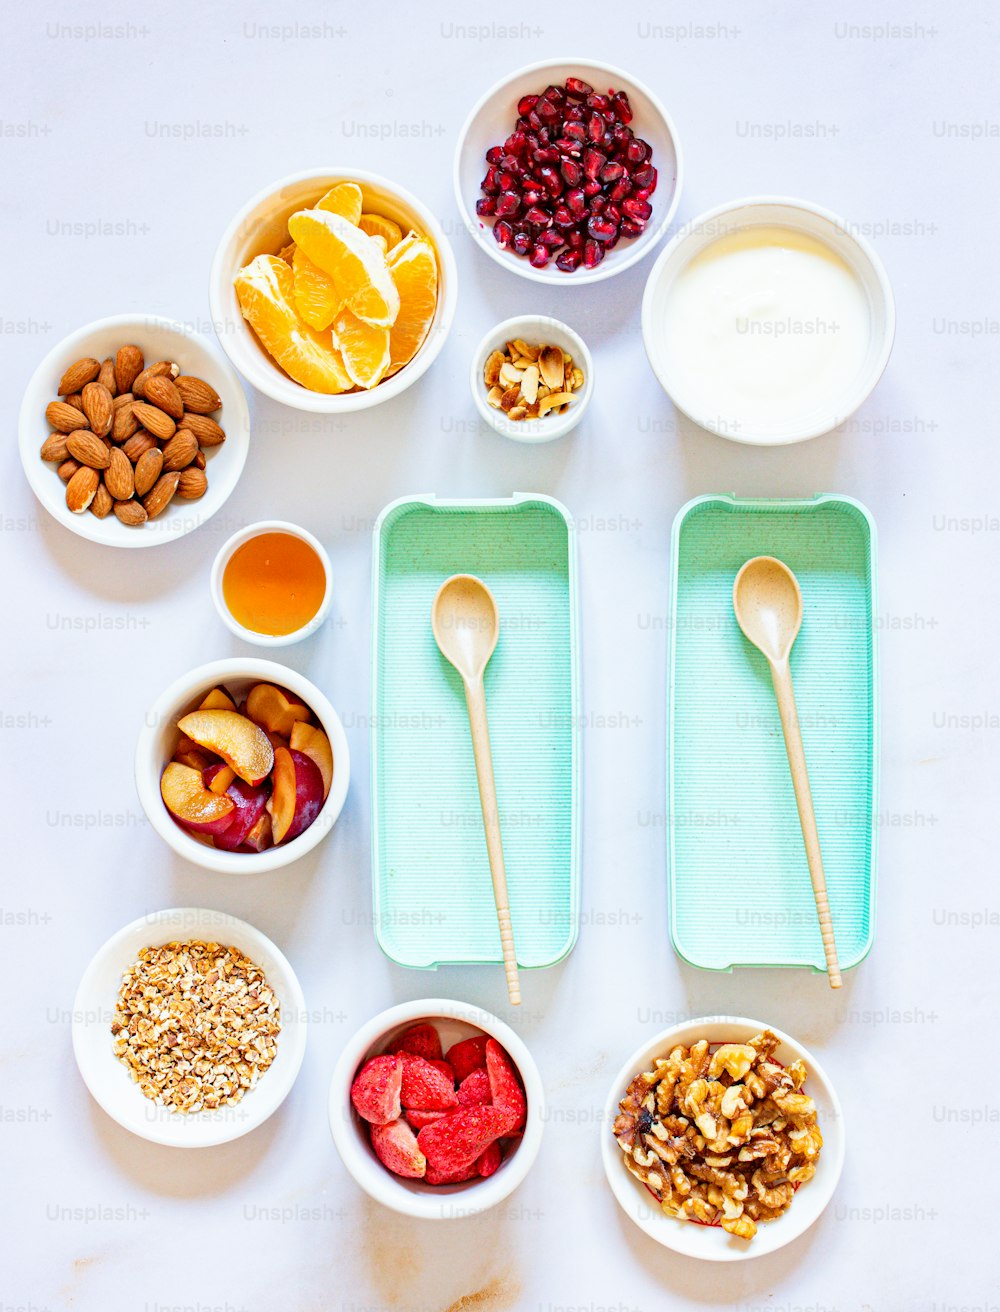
[329,998,544,1219]
[454,57,683,285]
[72,906,307,1147]
[135,658,350,874]
[641,196,896,445]
[601,1016,845,1261]
[209,169,457,413]
[210,520,333,647]
[470,314,593,443]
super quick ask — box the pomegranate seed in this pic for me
[560,158,582,186]
[622,197,652,222]
[611,125,633,153]
[497,190,521,217]
[542,84,565,104]
[533,146,560,167]
[523,205,552,228]
[611,91,632,123]
[512,231,532,256]
[481,169,499,195]
[493,220,513,247]
[587,113,606,143]
[633,164,657,192]
[475,197,496,218]
[555,248,581,271]
[609,178,632,202]
[587,216,617,242]
[566,228,584,249]
[605,203,622,225]
[583,238,604,268]
[537,101,560,125]
[605,232,620,250]
[620,218,645,240]
[529,244,551,268]
[589,194,607,215]
[527,109,542,131]
[565,77,593,99]
[625,139,648,166]
[486,146,504,166]
[562,120,587,144]
[553,204,575,228]
[518,94,539,116]
[522,188,542,206]
[565,187,587,218]
[600,161,624,184]
[583,148,607,179]
[553,138,579,155]
[564,104,585,122]
[582,179,601,198]
[538,228,563,249]
[586,92,610,111]
[498,170,518,191]
[505,130,527,155]
[538,166,563,197]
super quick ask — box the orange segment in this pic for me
[292,247,343,330]
[278,241,296,264]
[332,309,390,389]
[359,213,403,250]
[385,235,438,374]
[234,254,352,394]
[316,182,363,225]
[288,209,399,328]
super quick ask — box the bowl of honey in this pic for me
[212,521,332,646]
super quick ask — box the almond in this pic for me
[192,450,206,470]
[40,433,69,462]
[46,399,89,433]
[65,465,99,514]
[133,447,163,497]
[97,357,117,397]
[142,471,180,519]
[144,375,184,421]
[177,412,225,446]
[57,458,81,482]
[58,357,100,396]
[114,345,144,395]
[123,430,158,463]
[81,382,114,437]
[112,401,138,442]
[174,375,221,415]
[105,446,135,500]
[90,482,113,519]
[114,499,148,526]
[161,430,198,471]
[133,360,178,399]
[65,393,85,412]
[66,430,112,470]
[132,401,175,441]
[176,467,208,500]
[111,391,133,411]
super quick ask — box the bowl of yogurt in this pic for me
[641,196,895,445]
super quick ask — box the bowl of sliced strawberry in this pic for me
[329,999,544,1218]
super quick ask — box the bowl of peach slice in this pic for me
[136,659,350,873]
[210,169,458,412]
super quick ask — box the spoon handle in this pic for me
[769,660,842,989]
[463,675,521,1006]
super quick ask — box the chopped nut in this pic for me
[486,385,504,409]
[538,390,575,415]
[521,365,539,405]
[483,350,505,387]
[538,344,565,389]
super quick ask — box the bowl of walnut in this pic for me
[601,1017,844,1260]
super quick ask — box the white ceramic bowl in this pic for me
[210,169,458,413]
[454,57,683,285]
[641,196,896,445]
[211,520,333,647]
[602,1016,844,1261]
[72,907,307,1147]
[19,314,250,547]
[329,998,544,1219]
[135,658,350,874]
[471,315,593,443]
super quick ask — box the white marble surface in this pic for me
[4,2,997,1308]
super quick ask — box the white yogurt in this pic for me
[658,225,871,437]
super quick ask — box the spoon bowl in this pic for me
[732,556,803,666]
[431,575,500,681]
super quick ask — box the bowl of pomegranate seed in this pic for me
[455,58,683,284]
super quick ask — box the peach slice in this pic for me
[176,709,274,786]
[244,811,273,853]
[198,686,236,713]
[203,762,237,795]
[213,779,270,852]
[160,762,235,836]
[289,721,333,800]
[245,683,312,738]
[267,746,324,844]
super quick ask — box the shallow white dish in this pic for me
[470,315,593,443]
[329,998,544,1219]
[211,520,333,647]
[454,57,683,285]
[601,1016,845,1261]
[209,168,457,413]
[72,907,307,1147]
[134,657,350,874]
[641,196,896,445]
[19,314,250,547]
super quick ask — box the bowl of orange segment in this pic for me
[210,170,458,412]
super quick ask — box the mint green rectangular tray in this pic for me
[668,495,878,973]
[371,495,579,969]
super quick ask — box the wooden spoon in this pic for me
[431,574,521,1005]
[733,556,842,989]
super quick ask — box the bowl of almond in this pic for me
[470,315,593,443]
[19,314,250,547]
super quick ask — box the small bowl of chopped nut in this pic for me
[72,907,307,1147]
[601,1017,844,1261]
[470,315,593,443]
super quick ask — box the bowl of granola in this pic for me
[72,907,307,1147]
[601,1017,844,1260]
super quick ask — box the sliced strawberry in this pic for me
[477,1141,502,1178]
[425,1157,480,1185]
[350,1054,403,1125]
[417,1104,516,1173]
[399,1054,458,1111]
[485,1039,526,1132]
[446,1035,489,1083]
[457,1068,492,1107]
[392,1022,443,1063]
[370,1118,426,1179]
[405,1108,446,1131]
